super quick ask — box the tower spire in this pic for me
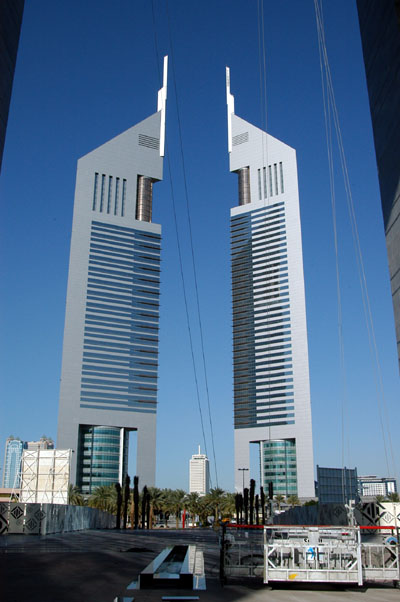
[157,55,168,157]
[226,66,235,153]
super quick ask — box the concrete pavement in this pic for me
[0,529,398,602]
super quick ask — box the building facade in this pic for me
[25,436,54,452]
[2,437,25,488]
[57,57,168,493]
[226,68,314,498]
[317,465,359,504]
[356,0,400,370]
[0,0,25,170]
[189,446,210,496]
[358,475,397,498]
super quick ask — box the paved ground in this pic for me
[0,529,399,602]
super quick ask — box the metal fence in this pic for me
[0,502,115,535]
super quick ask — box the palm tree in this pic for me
[197,495,212,526]
[274,494,285,512]
[207,487,225,525]
[185,492,201,527]
[67,484,85,505]
[160,488,174,526]
[387,492,400,503]
[165,489,187,528]
[88,485,117,513]
[147,487,164,528]
[286,494,300,508]
[220,492,236,521]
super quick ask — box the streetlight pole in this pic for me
[238,468,249,493]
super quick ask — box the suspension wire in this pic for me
[315,0,388,487]
[164,0,219,487]
[151,1,211,482]
[152,0,219,487]
[315,1,348,504]
[314,0,397,481]
[256,0,274,456]
[257,0,268,198]
[257,0,269,204]
[315,2,391,480]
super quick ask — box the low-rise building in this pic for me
[316,465,359,505]
[358,475,397,498]
[25,436,54,451]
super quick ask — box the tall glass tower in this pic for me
[57,58,168,493]
[226,68,314,498]
[2,437,25,488]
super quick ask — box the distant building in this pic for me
[356,0,400,370]
[20,449,71,504]
[25,436,54,451]
[189,446,210,496]
[0,0,25,171]
[358,475,397,498]
[2,437,25,488]
[317,466,359,505]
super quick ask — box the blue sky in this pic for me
[0,0,398,492]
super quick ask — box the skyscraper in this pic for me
[356,0,400,371]
[2,436,25,488]
[57,57,168,494]
[226,68,314,498]
[189,446,210,496]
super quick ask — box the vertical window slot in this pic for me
[274,164,278,195]
[107,176,113,214]
[268,165,273,196]
[114,177,120,215]
[257,168,262,200]
[263,167,267,198]
[92,172,99,211]
[99,174,105,212]
[122,179,127,217]
[279,162,284,193]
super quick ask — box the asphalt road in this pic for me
[1,528,399,602]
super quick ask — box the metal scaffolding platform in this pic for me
[220,523,400,587]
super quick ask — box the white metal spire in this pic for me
[157,55,168,157]
[226,66,235,153]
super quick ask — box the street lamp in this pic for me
[238,467,249,493]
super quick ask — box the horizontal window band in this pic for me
[92,220,161,237]
[80,403,156,414]
[234,420,295,429]
[80,392,156,403]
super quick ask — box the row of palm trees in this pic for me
[68,484,400,526]
[375,493,400,503]
[68,484,235,526]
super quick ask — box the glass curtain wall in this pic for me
[260,439,297,496]
[77,425,128,495]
